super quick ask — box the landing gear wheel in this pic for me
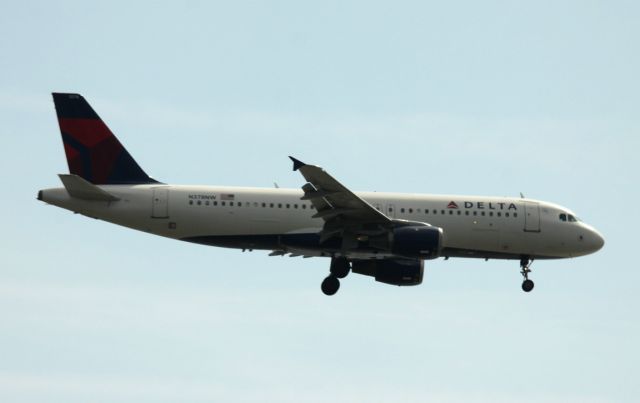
[330,257,351,279]
[321,275,340,296]
[519,256,535,293]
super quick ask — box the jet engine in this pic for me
[351,258,424,286]
[391,225,443,259]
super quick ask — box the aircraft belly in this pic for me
[439,221,500,254]
[171,205,321,237]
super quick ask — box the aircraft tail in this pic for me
[52,93,159,185]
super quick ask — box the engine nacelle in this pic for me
[352,259,424,286]
[391,225,443,259]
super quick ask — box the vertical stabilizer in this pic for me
[52,93,159,185]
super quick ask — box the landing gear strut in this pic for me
[330,257,350,278]
[321,257,351,296]
[520,256,534,292]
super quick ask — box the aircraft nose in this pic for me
[592,229,605,251]
[582,228,605,253]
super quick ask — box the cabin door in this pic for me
[152,188,169,218]
[524,201,540,232]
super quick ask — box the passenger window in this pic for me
[401,208,405,213]
[205,201,210,206]
[489,212,493,217]
[409,208,413,213]
[189,200,193,205]
[481,211,485,216]
[465,211,469,216]
[270,203,274,208]
[197,200,201,205]
[449,210,453,215]
[473,211,477,216]
[230,202,234,206]
[294,204,298,209]
[559,213,567,222]
[302,204,306,209]
[441,210,445,214]
[497,212,501,217]
[214,201,218,206]
[238,202,242,207]
[433,210,437,215]
[457,211,461,215]
[221,201,225,206]
[513,213,517,217]
[425,209,429,214]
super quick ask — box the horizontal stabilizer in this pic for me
[58,174,120,201]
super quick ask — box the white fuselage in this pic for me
[39,184,605,260]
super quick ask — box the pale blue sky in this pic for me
[1,1,639,402]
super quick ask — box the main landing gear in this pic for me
[520,256,534,292]
[321,257,351,296]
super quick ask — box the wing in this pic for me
[289,156,392,243]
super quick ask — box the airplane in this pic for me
[38,93,605,295]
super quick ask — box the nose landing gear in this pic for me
[321,257,351,296]
[520,257,534,292]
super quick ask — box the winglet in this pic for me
[289,156,306,171]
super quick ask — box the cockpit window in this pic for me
[559,212,581,223]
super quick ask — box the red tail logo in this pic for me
[52,93,158,185]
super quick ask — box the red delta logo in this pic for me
[447,201,459,209]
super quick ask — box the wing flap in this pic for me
[290,156,393,249]
[290,156,390,225]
